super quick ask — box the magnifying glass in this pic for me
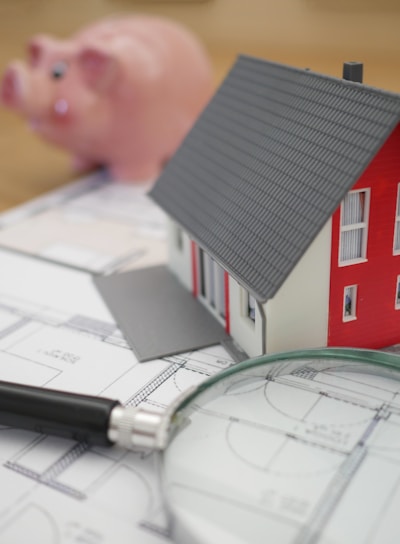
[1,347,400,543]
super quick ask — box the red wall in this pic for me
[328,123,400,349]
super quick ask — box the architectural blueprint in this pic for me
[0,247,234,543]
[0,172,399,543]
[166,360,400,543]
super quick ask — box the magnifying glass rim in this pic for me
[160,346,400,543]
[172,346,400,417]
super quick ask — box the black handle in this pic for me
[0,380,120,446]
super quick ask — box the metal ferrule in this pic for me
[108,386,197,451]
[108,406,167,450]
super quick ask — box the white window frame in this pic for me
[241,288,256,326]
[395,276,400,309]
[197,248,226,324]
[343,285,357,321]
[393,184,400,255]
[339,189,370,266]
[174,224,184,252]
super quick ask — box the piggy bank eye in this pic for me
[51,61,68,79]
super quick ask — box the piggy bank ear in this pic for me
[77,46,118,92]
[27,35,56,67]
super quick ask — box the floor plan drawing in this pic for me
[165,359,400,543]
[1,175,400,542]
[0,247,234,543]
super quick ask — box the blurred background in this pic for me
[0,0,399,210]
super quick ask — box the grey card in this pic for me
[94,265,230,362]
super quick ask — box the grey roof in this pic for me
[150,55,400,302]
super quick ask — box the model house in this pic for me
[148,55,400,358]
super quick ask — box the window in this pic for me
[198,248,226,321]
[242,289,256,324]
[395,276,400,309]
[339,190,369,265]
[393,184,400,254]
[343,285,357,321]
[173,224,184,251]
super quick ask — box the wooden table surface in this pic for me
[0,10,399,213]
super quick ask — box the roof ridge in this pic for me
[238,54,400,102]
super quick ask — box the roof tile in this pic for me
[150,56,400,300]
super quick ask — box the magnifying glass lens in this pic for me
[160,349,400,544]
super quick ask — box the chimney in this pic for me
[343,62,363,83]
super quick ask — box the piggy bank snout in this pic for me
[0,63,26,109]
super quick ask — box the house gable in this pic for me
[150,56,400,303]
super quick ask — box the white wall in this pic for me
[223,220,332,358]
[265,220,332,354]
[166,219,192,291]
[229,277,264,358]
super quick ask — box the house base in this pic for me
[94,265,231,362]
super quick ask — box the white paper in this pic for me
[0,174,399,543]
[0,247,234,543]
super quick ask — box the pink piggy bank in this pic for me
[0,16,213,181]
